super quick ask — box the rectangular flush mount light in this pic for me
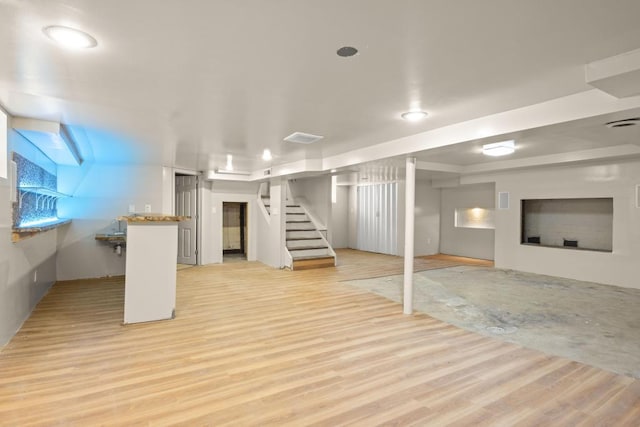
[482,140,515,157]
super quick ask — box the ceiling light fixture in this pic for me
[337,46,358,57]
[43,25,98,49]
[262,149,272,161]
[401,110,428,122]
[482,140,515,157]
[605,118,639,128]
[225,154,233,171]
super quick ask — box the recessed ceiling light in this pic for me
[43,25,98,49]
[225,154,233,171]
[605,118,639,128]
[337,46,358,57]
[262,149,272,161]
[401,110,428,122]
[330,169,337,173]
[482,140,515,157]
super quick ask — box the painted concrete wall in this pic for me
[493,160,640,289]
[56,164,163,280]
[0,130,57,347]
[440,183,495,260]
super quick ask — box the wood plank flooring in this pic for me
[0,249,638,426]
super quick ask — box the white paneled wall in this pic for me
[356,183,398,255]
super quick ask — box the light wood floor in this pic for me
[0,249,638,426]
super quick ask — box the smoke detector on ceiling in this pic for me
[283,132,324,144]
[605,118,640,128]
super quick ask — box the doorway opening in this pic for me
[223,202,248,262]
[175,173,199,265]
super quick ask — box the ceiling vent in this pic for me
[283,132,324,144]
[605,118,640,128]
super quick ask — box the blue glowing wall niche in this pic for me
[13,152,60,228]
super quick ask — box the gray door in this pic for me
[175,175,198,264]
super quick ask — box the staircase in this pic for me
[285,203,335,270]
[259,184,336,271]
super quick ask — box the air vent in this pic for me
[283,132,324,144]
[605,118,640,128]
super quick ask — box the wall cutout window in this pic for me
[521,198,613,252]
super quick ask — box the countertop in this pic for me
[12,219,72,242]
[117,214,190,223]
[95,233,127,242]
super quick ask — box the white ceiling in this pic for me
[1,0,640,178]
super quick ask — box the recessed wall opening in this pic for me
[454,207,495,229]
[223,202,247,262]
[521,198,613,252]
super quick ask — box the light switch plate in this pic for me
[129,204,135,213]
[144,204,151,213]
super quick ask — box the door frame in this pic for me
[172,168,202,265]
[212,193,257,263]
[222,202,247,256]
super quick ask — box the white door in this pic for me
[175,175,198,264]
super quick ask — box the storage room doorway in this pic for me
[223,202,248,262]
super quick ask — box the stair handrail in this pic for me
[257,182,271,223]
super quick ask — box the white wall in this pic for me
[493,160,640,289]
[330,186,349,248]
[0,130,58,346]
[256,178,285,268]
[414,180,441,256]
[440,183,495,260]
[348,185,357,248]
[289,176,331,228]
[56,164,163,280]
[395,179,441,257]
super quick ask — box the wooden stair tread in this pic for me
[286,220,311,223]
[287,237,322,241]
[288,246,328,251]
[292,255,335,261]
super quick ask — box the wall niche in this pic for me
[520,198,613,252]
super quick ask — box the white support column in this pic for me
[403,157,416,314]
